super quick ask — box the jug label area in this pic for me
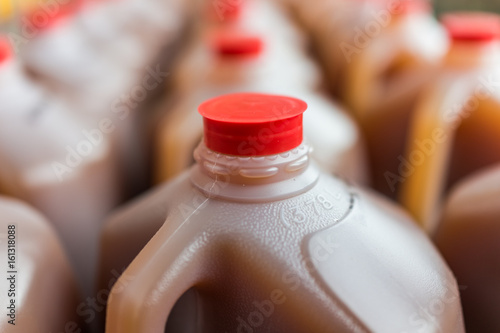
[280,188,348,228]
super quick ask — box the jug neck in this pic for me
[207,31,263,84]
[445,41,500,68]
[207,55,261,86]
[190,142,320,203]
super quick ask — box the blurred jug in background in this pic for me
[400,12,500,232]
[281,0,448,198]
[20,0,186,96]
[0,38,122,296]
[104,93,464,333]
[435,164,500,333]
[343,0,448,198]
[0,196,81,333]
[19,0,188,196]
[171,0,320,98]
[282,0,389,96]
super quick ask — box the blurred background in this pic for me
[2,0,500,332]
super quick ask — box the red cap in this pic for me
[211,31,263,57]
[199,93,307,156]
[27,0,83,31]
[442,12,500,43]
[388,0,431,16]
[0,37,12,65]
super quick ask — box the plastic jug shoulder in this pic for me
[0,39,122,296]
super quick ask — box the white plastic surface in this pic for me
[0,196,80,333]
[0,59,122,296]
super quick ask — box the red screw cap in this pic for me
[442,12,500,42]
[199,93,307,156]
[388,0,431,16]
[211,31,263,57]
[0,37,12,65]
[27,0,83,31]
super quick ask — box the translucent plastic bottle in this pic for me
[399,13,500,232]
[19,0,186,114]
[74,0,186,73]
[171,3,321,98]
[343,0,448,197]
[74,0,186,195]
[103,93,464,333]
[18,2,135,109]
[19,3,147,198]
[154,31,367,185]
[434,164,500,333]
[0,38,122,296]
[203,0,307,49]
[282,0,385,96]
[0,196,81,333]
[19,0,186,196]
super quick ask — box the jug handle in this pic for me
[399,94,455,233]
[105,224,210,333]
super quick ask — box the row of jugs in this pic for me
[0,0,188,298]
[1,0,500,332]
[98,1,470,332]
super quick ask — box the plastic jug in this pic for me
[343,0,448,198]
[399,12,500,232]
[18,2,135,107]
[169,30,320,99]
[19,0,185,101]
[186,0,308,90]
[104,93,464,333]
[282,0,385,97]
[75,0,186,72]
[154,30,367,185]
[434,164,500,333]
[171,2,321,98]
[0,38,122,296]
[0,196,81,333]
[20,7,145,197]
[20,0,186,196]
[74,0,183,196]
[202,0,306,47]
